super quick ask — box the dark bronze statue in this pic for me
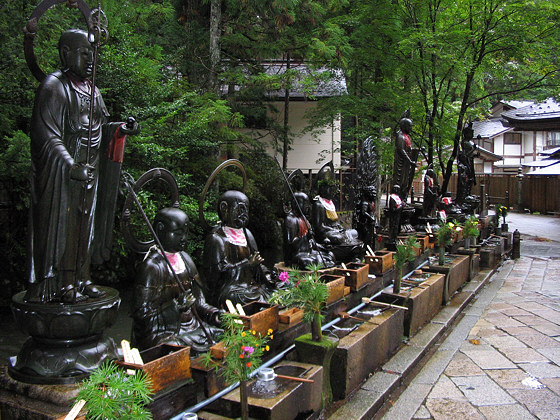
[311,163,364,263]
[284,190,335,269]
[422,166,440,217]
[386,185,404,250]
[203,190,279,307]
[456,123,478,206]
[392,112,419,201]
[26,29,139,304]
[132,208,222,354]
[353,137,379,250]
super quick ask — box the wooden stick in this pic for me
[338,311,368,323]
[276,374,314,383]
[361,297,409,310]
[367,245,375,256]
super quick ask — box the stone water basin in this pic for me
[330,307,404,400]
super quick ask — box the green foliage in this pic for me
[436,222,454,249]
[269,264,328,326]
[463,215,480,240]
[201,313,272,384]
[76,361,153,420]
[394,236,419,271]
[495,204,508,224]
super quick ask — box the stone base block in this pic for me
[217,361,323,420]
[425,254,470,303]
[330,307,404,400]
[379,273,445,337]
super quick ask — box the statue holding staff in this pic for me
[26,27,139,303]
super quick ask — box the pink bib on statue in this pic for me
[223,226,248,246]
[162,251,186,274]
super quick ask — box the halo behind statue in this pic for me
[312,160,335,195]
[121,168,180,254]
[24,0,108,82]
[199,159,247,230]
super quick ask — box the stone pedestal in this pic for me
[0,365,78,420]
[330,307,404,400]
[216,362,322,420]
[456,247,480,281]
[294,334,338,407]
[379,273,444,337]
[425,255,469,303]
[10,287,120,384]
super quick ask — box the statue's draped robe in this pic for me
[284,211,335,270]
[392,132,418,201]
[203,225,275,307]
[132,250,221,354]
[28,70,122,301]
[312,196,363,263]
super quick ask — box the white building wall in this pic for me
[243,101,341,172]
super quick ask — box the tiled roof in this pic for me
[472,119,511,138]
[526,161,560,175]
[502,98,560,122]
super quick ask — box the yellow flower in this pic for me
[267,328,273,335]
[241,332,246,337]
[251,330,256,335]
[265,345,270,351]
[269,334,273,340]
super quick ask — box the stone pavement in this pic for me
[379,256,560,420]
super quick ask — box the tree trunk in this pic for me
[240,379,249,420]
[312,312,322,342]
[393,267,402,294]
[209,0,221,94]
[282,52,291,170]
[438,247,445,266]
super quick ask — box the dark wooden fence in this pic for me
[437,173,559,214]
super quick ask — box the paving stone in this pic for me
[483,313,526,328]
[382,345,425,376]
[499,326,537,336]
[450,375,516,405]
[541,377,560,396]
[508,388,560,420]
[459,340,494,353]
[532,323,560,336]
[518,362,560,379]
[328,388,375,420]
[444,352,485,377]
[412,405,432,419]
[381,383,432,420]
[515,302,551,313]
[513,315,558,327]
[529,310,560,324]
[425,398,484,420]
[482,334,527,350]
[477,404,537,420]
[500,347,550,363]
[537,348,560,365]
[472,327,508,338]
[499,307,534,317]
[413,350,455,385]
[361,370,400,393]
[517,332,560,349]
[463,349,517,370]
[427,375,467,400]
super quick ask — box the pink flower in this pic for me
[279,271,290,284]
[244,346,254,355]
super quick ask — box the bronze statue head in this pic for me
[154,207,189,253]
[292,191,311,217]
[400,118,412,134]
[58,29,93,80]
[218,190,249,229]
